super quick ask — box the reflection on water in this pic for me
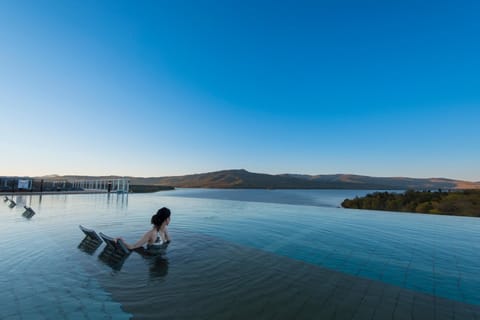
[13,195,27,207]
[4,193,129,214]
[98,245,131,271]
[148,255,169,278]
[106,193,129,209]
[98,245,170,274]
[78,237,102,255]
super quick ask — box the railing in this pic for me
[71,178,130,193]
[0,177,130,194]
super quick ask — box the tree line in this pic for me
[341,190,480,217]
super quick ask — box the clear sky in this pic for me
[1,1,479,181]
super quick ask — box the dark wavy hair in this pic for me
[151,207,171,230]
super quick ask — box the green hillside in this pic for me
[341,190,480,217]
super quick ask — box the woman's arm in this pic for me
[115,237,133,250]
[117,231,152,250]
[130,231,152,249]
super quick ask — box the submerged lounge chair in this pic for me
[99,232,130,255]
[8,200,16,208]
[79,225,103,242]
[78,225,103,254]
[22,206,36,219]
[98,232,131,271]
[78,226,131,270]
[78,226,167,271]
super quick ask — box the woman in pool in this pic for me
[117,207,171,250]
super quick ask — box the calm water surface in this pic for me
[0,189,479,319]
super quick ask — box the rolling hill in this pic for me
[38,169,480,190]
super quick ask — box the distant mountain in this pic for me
[279,173,480,190]
[37,169,480,190]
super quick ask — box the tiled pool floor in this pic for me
[98,231,480,320]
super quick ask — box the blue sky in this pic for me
[1,1,479,181]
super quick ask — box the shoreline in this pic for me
[1,190,111,196]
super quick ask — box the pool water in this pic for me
[1,189,479,319]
